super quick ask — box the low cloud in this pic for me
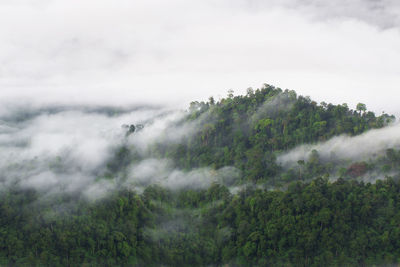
[126,158,240,190]
[0,105,178,197]
[250,90,297,123]
[278,122,400,167]
[0,0,400,116]
[246,0,400,29]
[0,103,239,200]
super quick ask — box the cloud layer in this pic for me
[0,105,177,197]
[0,0,399,115]
[0,103,241,199]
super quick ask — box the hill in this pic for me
[1,84,400,266]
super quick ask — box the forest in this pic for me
[1,84,400,266]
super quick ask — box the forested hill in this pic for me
[1,85,400,266]
[150,84,395,185]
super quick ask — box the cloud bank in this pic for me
[0,0,399,116]
[0,104,241,200]
[278,122,400,167]
[0,106,167,196]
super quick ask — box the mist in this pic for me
[1,0,400,116]
[126,158,239,190]
[1,0,399,199]
[278,122,400,167]
[0,105,161,196]
[250,89,297,123]
[2,1,400,265]
[0,102,243,201]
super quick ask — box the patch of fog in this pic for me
[250,90,297,123]
[0,104,240,200]
[0,105,179,198]
[353,170,397,184]
[126,110,192,153]
[278,122,400,167]
[126,158,240,190]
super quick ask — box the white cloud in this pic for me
[0,0,399,115]
[0,106,181,195]
[278,122,400,167]
[0,103,236,197]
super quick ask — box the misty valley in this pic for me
[2,85,400,266]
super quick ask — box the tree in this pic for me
[297,160,305,180]
[356,103,367,115]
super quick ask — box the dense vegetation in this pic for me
[2,177,400,266]
[150,85,394,185]
[1,84,399,266]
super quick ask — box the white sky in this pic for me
[1,0,400,115]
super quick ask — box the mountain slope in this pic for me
[0,85,399,266]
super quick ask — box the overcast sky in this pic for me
[1,0,400,115]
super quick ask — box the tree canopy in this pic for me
[0,84,399,266]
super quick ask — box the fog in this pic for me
[0,0,400,116]
[250,90,297,123]
[278,122,400,166]
[126,159,239,190]
[1,95,398,199]
[1,0,400,198]
[0,103,242,199]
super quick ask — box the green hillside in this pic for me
[1,85,400,266]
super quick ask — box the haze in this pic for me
[1,0,399,115]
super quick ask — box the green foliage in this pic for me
[151,84,393,184]
[0,85,398,266]
[0,189,148,266]
[2,178,400,266]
